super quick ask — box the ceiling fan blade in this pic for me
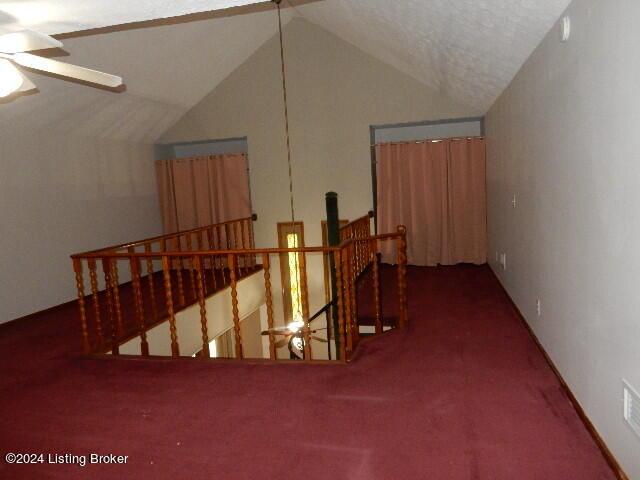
[274,338,290,349]
[0,58,23,97]
[16,73,37,93]
[261,326,295,336]
[311,336,329,343]
[12,53,123,88]
[0,30,63,54]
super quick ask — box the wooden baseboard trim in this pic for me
[488,266,629,480]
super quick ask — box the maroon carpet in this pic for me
[0,265,616,479]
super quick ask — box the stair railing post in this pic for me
[396,225,408,329]
[73,258,90,355]
[325,192,341,359]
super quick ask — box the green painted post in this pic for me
[326,192,341,360]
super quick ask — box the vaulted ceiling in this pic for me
[294,0,572,111]
[0,0,572,141]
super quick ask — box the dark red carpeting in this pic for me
[0,265,616,479]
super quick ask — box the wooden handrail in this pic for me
[71,233,404,261]
[75,215,257,256]
[339,210,374,237]
[70,214,408,364]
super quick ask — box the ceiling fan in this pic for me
[0,29,123,98]
[261,322,328,359]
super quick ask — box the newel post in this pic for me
[326,192,342,359]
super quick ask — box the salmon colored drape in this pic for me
[377,137,487,266]
[155,154,251,234]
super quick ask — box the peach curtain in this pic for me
[155,154,251,234]
[376,137,486,266]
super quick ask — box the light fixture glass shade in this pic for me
[0,58,24,97]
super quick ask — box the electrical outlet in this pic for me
[536,299,542,317]
[512,194,517,208]
[500,253,507,271]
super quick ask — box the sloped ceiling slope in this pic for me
[0,1,266,35]
[0,8,292,142]
[0,0,571,140]
[294,0,572,112]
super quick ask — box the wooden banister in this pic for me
[70,212,408,364]
[75,216,257,257]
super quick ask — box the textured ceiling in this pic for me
[0,0,572,142]
[0,1,267,35]
[294,0,572,111]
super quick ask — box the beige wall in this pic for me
[0,83,169,323]
[119,271,265,357]
[486,0,640,477]
[161,17,477,323]
[161,17,477,249]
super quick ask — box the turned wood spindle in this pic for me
[110,259,125,343]
[129,254,149,356]
[194,256,210,358]
[144,243,159,322]
[397,226,408,329]
[73,258,90,355]
[224,224,231,249]
[196,231,207,295]
[240,219,247,275]
[174,236,186,306]
[262,254,277,360]
[228,254,243,359]
[334,250,347,362]
[249,218,257,268]
[87,259,104,346]
[299,253,310,321]
[342,249,353,354]
[298,252,312,361]
[371,239,382,335]
[218,225,227,286]
[206,228,218,291]
[349,242,359,345]
[232,222,243,277]
[162,256,180,357]
[101,258,118,354]
[185,234,197,300]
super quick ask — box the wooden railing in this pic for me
[71,215,407,363]
[82,215,257,256]
[340,211,374,279]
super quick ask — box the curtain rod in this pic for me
[371,136,484,148]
